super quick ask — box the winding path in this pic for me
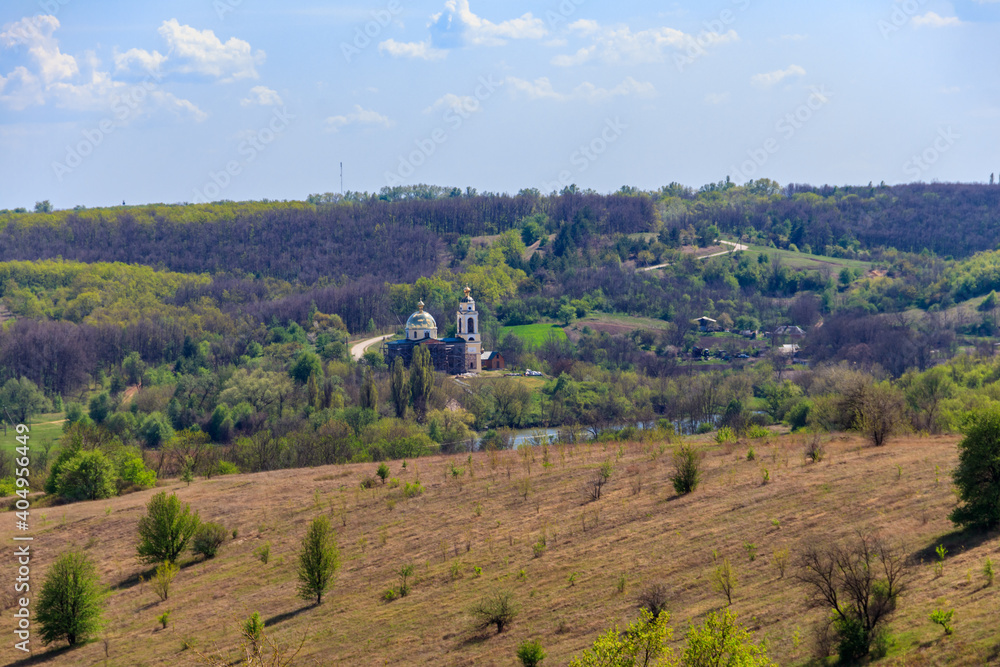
[350,335,389,361]
[641,240,748,272]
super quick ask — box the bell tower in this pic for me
[457,286,481,372]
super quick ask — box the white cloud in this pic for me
[1,15,78,84]
[424,93,479,114]
[428,0,547,48]
[114,48,167,76]
[506,75,655,103]
[324,104,393,132]
[552,22,738,66]
[0,14,204,120]
[119,19,265,81]
[241,85,282,106]
[912,12,963,27]
[378,39,447,61]
[751,64,806,88]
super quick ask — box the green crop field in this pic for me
[502,322,568,345]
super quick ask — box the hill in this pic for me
[3,432,998,666]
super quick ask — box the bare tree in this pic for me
[856,381,906,447]
[797,532,907,660]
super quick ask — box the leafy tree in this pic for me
[36,551,105,646]
[0,377,49,422]
[34,199,53,213]
[558,303,577,327]
[122,351,147,385]
[290,350,322,384]
[136,492,201,564]
[390,357,408,419]
[360,368,378,412]
[55,450,117,501]
[140,412,174,448]
[569,608,671,666]
[410,345,434,418]
[950,407,1000,530]
[682,609,774,666]
[88,392,113,424]
[671,444,701,495]
[297,515,340,605]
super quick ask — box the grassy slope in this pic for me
[1,413,64,454]
[502,323,568,346]
[2,434,999,666]
[741,244,874,273]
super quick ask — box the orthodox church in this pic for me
[383,286,483,374]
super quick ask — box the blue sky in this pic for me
[1,0,998,209]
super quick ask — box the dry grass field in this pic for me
[2,432,998,666]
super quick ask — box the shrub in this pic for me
[715,426,736,445]
[772,548,789,578]
[744,424,771,439]
[243,612,264,653]
[216,460,239,475]
[470,589,519,634]
[402,481,424,498]
[950,407,1000,530]
[360,475,377,489]
[55,450,117,501]
[636,583,670,620]
[586,461,612,501]
[670,445,701,495]
[36,551,106,647]
[804,434,825,463]
[297,515,340,605]
[984,557,995,586]
[254,542,271,564]
[192,522,227,559]
[151,561,179,601]
[746,446,756,461]
[157,610,171,629]
[136,492,201,564]
[115,450,157,492]
[532,537,546,558]
[929,608,953,635]
[517,639,546,667]
[376,462,390,484]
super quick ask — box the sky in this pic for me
[1,0,998,209]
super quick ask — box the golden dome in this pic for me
[406,301,437,330]
[460,285,474,303]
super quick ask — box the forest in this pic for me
[2,181,1000,485]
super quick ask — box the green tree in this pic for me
[569,608,672,666]
[951,407,1000,530]
[34,199,53,213]
[122,351,147,385]
[55,450,117,501]
[390,357,408,419]
[88,392,113,424]
[517,639,547,667]
[36,551,105,646]
[360,368,378,412]
[558,303,577,327]
[0,377,49,422]
[290,350,322,384]
[140,411,174,448]
[136,492,201,564]
[410,345,434,418]
[297,515,340,605]
[682,609,775,666]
